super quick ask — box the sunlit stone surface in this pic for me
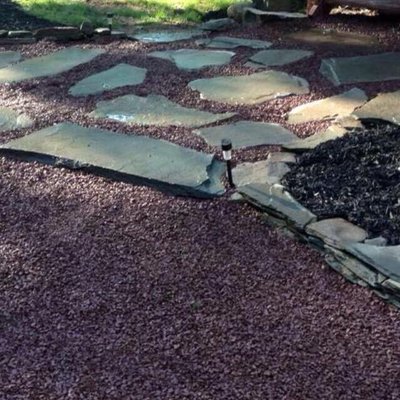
[69,64,147,96]
[90,94,235,127]
[0,47,105,83]
[189,71,309,105]
[0,123,225,198]
[130,29,204,43]
[0,106,33,132]
[0,51,21,68]
[149,49,235,70]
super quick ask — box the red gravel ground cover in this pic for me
[1,13,400,400]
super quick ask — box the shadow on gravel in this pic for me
[0,0,55,30]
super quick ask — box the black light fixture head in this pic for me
[221,138,232,161]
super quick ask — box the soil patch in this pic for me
[283,124,400,244]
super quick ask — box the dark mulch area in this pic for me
[1,10,400,400]
[283,124,400,244]
[0,0,55,30]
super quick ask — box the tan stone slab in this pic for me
[90,94,235,128]
[0,107,33,132]
[189,71,309,105]
[0,47,105,83]
[306,218,368,249]
[353,90,400,125]
[287,88,368,124]
[148,49,235,70]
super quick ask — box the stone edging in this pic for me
[0,25,128,45]
[236,152,400,310]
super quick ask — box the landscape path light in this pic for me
[221,138,235,188]
[107,12,114,31]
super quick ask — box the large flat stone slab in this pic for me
[287,88,368,124]
[199,18,238,31]
[69,64,147,97]
[0,106,33,132]
[148,49,235,70]
[353,90,400,125]
[0,123,225,198]
[194,121,297,148]
[345,243,400,281]
[320,52,400,86]
[239,183,316,229]
[0,51,21,68]
[196,36,272,49]
[286,29,379,50]
[130,29,203,43]
[90,94,235,128]
[248,49,314,67]
[189,71,309,105]
[233,158,292,187]
[243,8,307,23]
[282,124,350,152]
[0,47,105,83]
[306,218,368,250]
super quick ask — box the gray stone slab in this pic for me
[239,183,316,229]
[90,94,235,128]
[149,49,235,70]
[0,122,225,198]
[0,107,33,132]
[130,29,204,43]
[194,121,297,148]
[248,49,314,67]
[267,151,297,164]
[196,36,272,49]
[69,64,147,97]
[0,51,21,68]
[287,88,368,124]
[352,90,400,126]
[243,8,307,23]
[306,218,367,250]
[189,71,309,105]
[282,124,349,152]
[199,18,238,31]
[345,243,400,281]
[286,29,379,50]
[0,47,105,83]
[320,52,400,86]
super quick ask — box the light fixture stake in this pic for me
[221,138,235,188]
[107,12,114,32]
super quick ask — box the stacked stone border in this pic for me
[236,152,400,310]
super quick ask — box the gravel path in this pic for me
[1,14,400,400]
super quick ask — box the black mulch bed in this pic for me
[282,124,400,245]
[0,0,55,30]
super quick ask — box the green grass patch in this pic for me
[14,0,242,27]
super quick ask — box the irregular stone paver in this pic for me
[148,49,235,70]
[287,88,368,124]
[243,8,307,23]
[194,121,297,148]
[286,29,379,50]
[189,71,309,105]
[345,243,400,281]
[199,18,238,31]
[90,94,235,128]
[0,122,225,198]
[69,64,147,97]
[267,151,297,164]
[282,124,350,152]
[0,47,105,83]
[0,51,21,68]
[353,90,400,125]
[239,183,316,229]
[196,36,272,49]
[232,159,291,187]
[326,245,384,287]
[248,49,314,67]
[0,106,33,132]
[130,29,203,43]
[320,52,400,86]
[306,218,368,250]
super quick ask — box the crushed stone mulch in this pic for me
[283,124,400,244]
